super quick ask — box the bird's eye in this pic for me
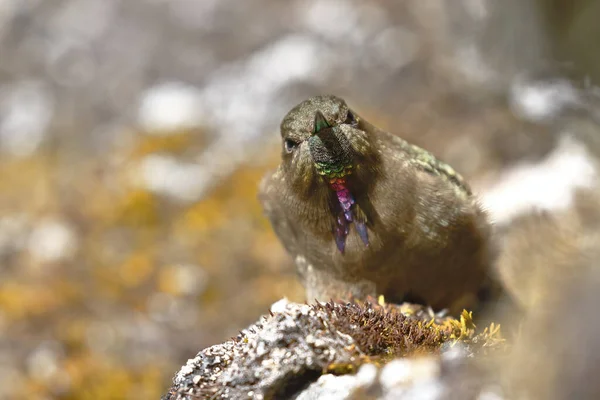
[344,110,358,127]
[284,138,299,153]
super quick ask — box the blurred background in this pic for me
[1,0,600,399]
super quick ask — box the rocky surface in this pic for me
[296,354,498,400]
[163,299,504,400]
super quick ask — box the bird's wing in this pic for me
[258,169,300,257]
[404,142,472,196]
[373,125,472,197]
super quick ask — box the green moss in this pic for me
[312,300,504,365]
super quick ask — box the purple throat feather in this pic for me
[329,177,369,253]
[309,110,369,253]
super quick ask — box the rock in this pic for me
[162,298,504,399]
[297,352,502,400]
[294,372,367,400]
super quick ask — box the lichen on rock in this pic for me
[162,298,504,400]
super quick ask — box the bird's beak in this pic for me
[310,111,342,154]
[309,111,337,163]
[313,111,331,135]
[308,111,352,178]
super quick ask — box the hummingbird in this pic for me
[259,95,495,312]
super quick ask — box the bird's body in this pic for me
[260,95,493,312]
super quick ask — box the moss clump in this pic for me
[313,299,504,364]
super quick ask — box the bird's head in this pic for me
[279,95,376,195]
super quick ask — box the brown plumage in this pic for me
[259,95,495,313]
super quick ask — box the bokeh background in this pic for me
[1,0,600,399]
